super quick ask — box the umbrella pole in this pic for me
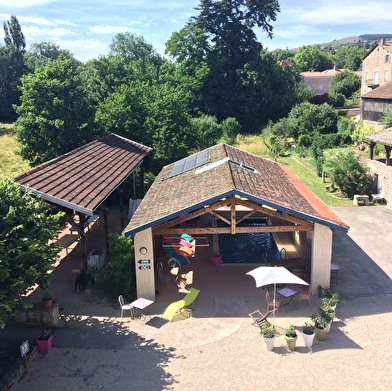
[273,283,276,326]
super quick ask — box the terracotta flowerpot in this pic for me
[42,298,53,308]
[36,334,53,354]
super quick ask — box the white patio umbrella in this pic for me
[246,266,309,326]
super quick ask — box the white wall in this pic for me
[310,223,332,294]
[134,228,155,300]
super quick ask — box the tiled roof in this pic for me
[363,127,392,147]
[124,144,348,236]
[14,134,152,215]
[361,81,392,99]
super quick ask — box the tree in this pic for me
[332,44,368,70]
[329,151,373,198]
[0,15,27,121]
[164,24,211,114]
[25,42,75,71]
[3,15,26,52]
[329,70,361,106]
[288,102,338,139]
[191,0,281,131]
[0,179,64,328]
[95,80,193,173]
[380,107,392,129]
[83,33,164,106]
[109,32,163,79]
[15,55,97,166]
[294,45,334,71]
[190,114,222,150]
[95,81,149,144]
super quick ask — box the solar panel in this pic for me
[170,150,209,177]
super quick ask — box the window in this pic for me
[376,55,379,64]
[317,84,323,91]
[365,72,369,82]
[374,71,379,84]
[385,69,389,82]
[385,54,391,63]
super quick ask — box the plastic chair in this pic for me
[298,285,312,307]
[118,295,133,318]
[158,263,170,289]
[265,290,280,315]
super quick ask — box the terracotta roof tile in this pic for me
[361,81,392,99]
[124,144,347,235]
[14,134,152,214]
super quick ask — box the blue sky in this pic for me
[1,0,391,62]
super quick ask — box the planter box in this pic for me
[36,334,53,354]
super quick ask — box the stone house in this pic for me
[361,38,392,96]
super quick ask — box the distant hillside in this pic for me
[318,34,392,49]
[288,34,392,53]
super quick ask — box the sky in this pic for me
[0,0,391,62]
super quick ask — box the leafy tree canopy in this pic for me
[329,70,361,100]
[0,179,64,328]
[3,15,25,52]
[288,102,338,139]
[25,42,75,72]
[15,54,98,166]
[294,45,334,71]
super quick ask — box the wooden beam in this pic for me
[154,223,313,236]
[231,198,236,234]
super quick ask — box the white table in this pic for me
[277,287,298,310]
[130,298,154,320]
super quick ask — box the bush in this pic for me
[329,151,373,198]
[92,234,136,301]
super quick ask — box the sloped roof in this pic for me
[14,134,152,215]
[123,144,348,236]
[361,81,392,99]
[363,127,392,147]
[363,39,392,60]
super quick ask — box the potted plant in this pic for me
[36,328,53,354]
[285,324,298,351]
[311,309,332,341]
[39,276,53,308]
[301,322,315,348]
[260,321,277,351]
[320,299,335,327]
[322,287,340,309]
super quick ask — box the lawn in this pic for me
[235,136,353,208]
[0,123,30,179]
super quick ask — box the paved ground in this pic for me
[2,205,392,390]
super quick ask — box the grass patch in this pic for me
[236,135,353,208]
[0,123,30,179]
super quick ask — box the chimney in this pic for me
[380,38,386,46]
